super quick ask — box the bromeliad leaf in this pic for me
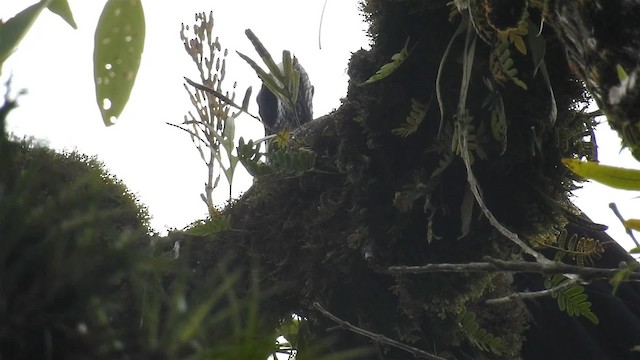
[94,0,145,126]
[562,159,640,190]
[238,30,302,117]
[361,38,411,85]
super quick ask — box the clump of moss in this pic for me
[0,136,151,358]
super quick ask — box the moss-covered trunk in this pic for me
[177,1,640,359]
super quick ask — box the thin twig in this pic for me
[485,277,581,304]
[312,302,446,360]
[609,202,639,247]
[184,77,262,121]
[388,256,640,280]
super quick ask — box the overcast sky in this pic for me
[1,0,638,251]
[1,0,369,232]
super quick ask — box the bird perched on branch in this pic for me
[256,58,314,136]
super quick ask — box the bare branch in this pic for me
[609,202,639,247]
[184,77,262,122]
[313,302,446,360]
[388,256,640,280]
[485,277,582,305]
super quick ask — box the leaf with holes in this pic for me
[94,0,145,126]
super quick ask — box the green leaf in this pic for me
[436,19,466,134]
[624,219,640,231]
[93,0,145,126]
[562,158,640,190]
[630,246,640,254]
[527,19,546,76]
[244,29,281,82]
[581,309,600,325]
[392,98,429,137]
[47,0,77,29]
[0,1,50,75]
[617,64,629,82]
[360,38,410,85]
[610,261,638,294]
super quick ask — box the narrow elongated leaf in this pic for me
[527,19,545,76]
[0,1,50,74]
[47,0,77,29]
[93,0,145,126]
[562,158,640,190]
[244,29,282,82]
[237,51,283,100]
[436,19,466,134]
[527,19,556,124]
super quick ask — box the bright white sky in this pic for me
[1,0,638,251]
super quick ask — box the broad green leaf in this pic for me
[0,1,50,75]
[93,0,145,126]
[47,0,77,29]
[630,246,640,254]
[562,158,640,190]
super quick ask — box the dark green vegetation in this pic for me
[3,0,640,359]
[0,98,284,359]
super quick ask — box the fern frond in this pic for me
[361,37,411,85]
[548,229,607,266]
[451,110,487,164]
[482,78,508,154]
[544,274,599,324]
[392,98,429,137]
[269,148,316,176]
[497,18,528,55]
[458,307,509,355]
[490,40,527,90]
